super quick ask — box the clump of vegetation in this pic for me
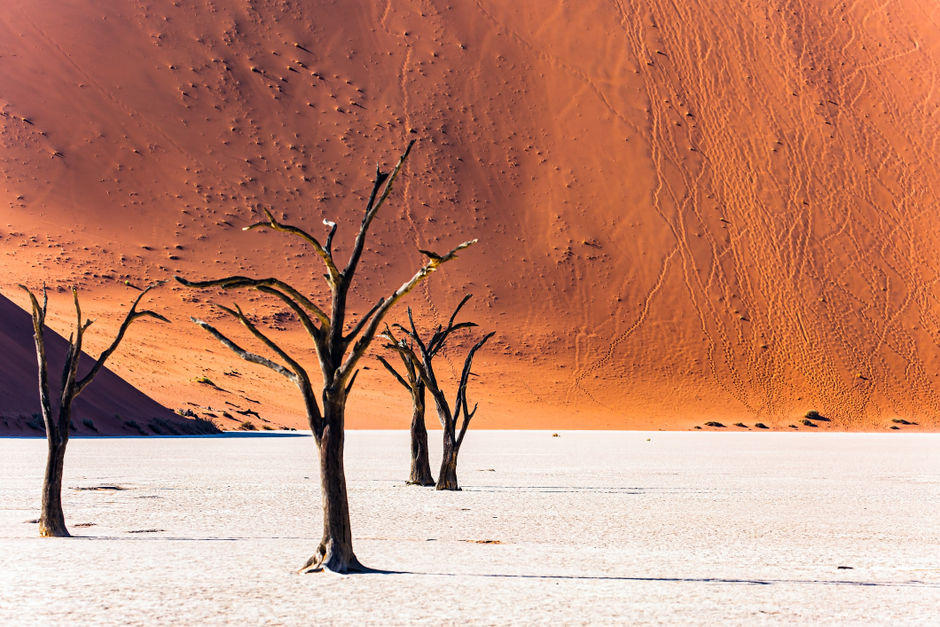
[124,420,147,435]
[191,416,219,433]
[889,425,900,430]
[703,421,726,428]
[733,422,748,428]
[82,419,98,433]
[754,422,769,429]
[149,418,181,436]
[239,420,257,431]
[788,424,798,429]
[804,410,830,422]
[193,376,216,386]
[800,419,818,427]
[891,418,914,425]
[26,414,45,432]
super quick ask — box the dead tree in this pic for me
[176,140,475,573]
[19,282,167,537]
[383,295,493,490]
[377,339,434,486]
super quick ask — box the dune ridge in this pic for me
[0,0,937,431]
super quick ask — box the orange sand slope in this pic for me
[0,1,938,431]
[0,293,217,435]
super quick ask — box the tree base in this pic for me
[39,524,70,538]
[406,477,435,487]
[435,476,461,491]
[299,542,366,574]
[39,509,70,537]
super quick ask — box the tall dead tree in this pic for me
[176,140,475,573]
[19,282,167,537]
[377,339,434,486]
[383,295,493,491]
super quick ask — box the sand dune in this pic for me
[0,0,937,430]
[0,292,217,435]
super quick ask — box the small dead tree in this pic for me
[377,294,480,486]
[377,339,434,486]
[383,295,493,491]
[176,140,475,572]
[19,282,167,537]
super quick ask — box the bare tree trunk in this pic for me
[304,392,363,573]
[436,436,460,491]
[40,427,69,537]
[408,384,434,486]
[21,282,167,538]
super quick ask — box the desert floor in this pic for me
[1,431,937,625]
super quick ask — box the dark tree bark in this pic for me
[40,438,68,536]
[19,283,168,537]
[383,295,493,491]
[437,434,460,491]
[177,140,475,572]
[407,382,435,486]
[378,339,434,486]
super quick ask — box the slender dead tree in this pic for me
[383,295,493,491]
[176,140,475,573]
[19,282,168,537]
[377,338,434,486]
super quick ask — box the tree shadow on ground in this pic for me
[376,571,939,588]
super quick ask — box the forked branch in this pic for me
[244,208,340,283]
[175,275,329,330]
[454,332,495,447]
[191,316,298,384]
[343,139,416,279]
[73,282,169,396]
[339,238,477,381]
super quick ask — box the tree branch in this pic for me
[455,332,494,448]
[323,219,337,254]
[254,285,322,345]
[74,282,169,397]
[175,275,329,329]
[376,355,411,391]
[60,288,87,410]
[191,317,297,384]
[344,369,360,396]
[337,238,477,381]
[427,294,476,355]
[19,284,52,430]
[343,298,384,344]
[244,208,340,284]
[217,303,311,387]
[343,139,416,279]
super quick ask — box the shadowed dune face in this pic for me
[0,293,216,435]
[0,0,937,430]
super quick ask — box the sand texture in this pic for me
[0,1,938,430]
[0,431,938,624]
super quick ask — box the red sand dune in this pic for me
[0,292,216,435]
[1,0,938,432]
